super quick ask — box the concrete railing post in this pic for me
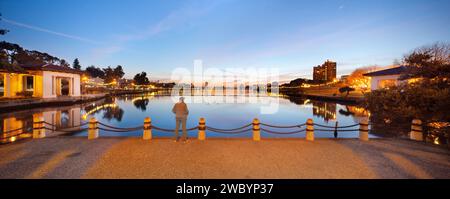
[410,119,423,141]
[88,117,99,139]
[198,118,206,141]
[252,118,261,141]
[33,119,45,139]
[143,117,152,140]
[359,118,369,141]
[306,118,314,141]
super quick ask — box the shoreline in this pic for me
[0,94,108,113]
[303,93,362,104]
[0,90,160,113]
[279,87,365,104]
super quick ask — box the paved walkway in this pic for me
[0,137,448,179]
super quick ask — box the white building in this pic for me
[363,66,407,91]
[0,64,83,98]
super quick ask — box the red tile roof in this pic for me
[21,64,85,74]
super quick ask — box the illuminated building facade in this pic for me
[313,60,337,82]
[0,64,83,98]
[363,66,407,91]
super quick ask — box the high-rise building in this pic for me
[313,60,337,82]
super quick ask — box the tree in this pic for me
[103,66,115,83]
[113,65,125,79]
[133,72,149,85]
[0,41,23,64]
[289,78,308,87]
[59,59,70,67]
[85,65,105,78]
[401,42,450,81]
[27,50,59,64]
[73,58,81,70]
[346,66,379,94]
[1,41,61,66]
[103,65,125,83]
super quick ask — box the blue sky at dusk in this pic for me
[1,0,449,81]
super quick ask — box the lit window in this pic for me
[378,79,396,89]
[25,76,34,91]
[0,75,4,96]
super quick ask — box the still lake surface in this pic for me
[1,91,376,142]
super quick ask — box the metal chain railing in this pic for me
[312,122,363,138]
[97,127,142,132]
[14,118,370,142]
[260,128,306,135]
[206,126,253,134]
[260,123,306,129]
[206,123,252,132]
[313,123,360,129]
[97,122,143,131]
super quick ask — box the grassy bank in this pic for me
[280,86,365,103]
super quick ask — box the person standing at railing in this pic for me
[172,97,189,142]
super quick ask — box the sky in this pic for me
[1,0,450,81]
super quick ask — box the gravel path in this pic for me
[0,137,448,179]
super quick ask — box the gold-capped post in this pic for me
[359,118,369,141]
[198,118,206,141]
[410,119,423,141]
[143,117,152,140]
[88,117,99,139]
[252,118,261,141]
[306,118,314,141]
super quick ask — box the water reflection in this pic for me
[1,92,448,146]
[82,98,124,122]
[0,107,82,144]
[282,96,367,123]
[312,101,337,122]
[131,93,154,111]
[102,106,124,122]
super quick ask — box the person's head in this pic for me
[179,97,185,102]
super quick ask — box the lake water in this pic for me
[1,91,376,143]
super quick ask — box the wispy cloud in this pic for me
[114,1,220,42]
[94,1,222,60]
[1,17,101,45]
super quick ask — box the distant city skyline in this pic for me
[1,0,449,81]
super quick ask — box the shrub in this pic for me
[338,86,355,97]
